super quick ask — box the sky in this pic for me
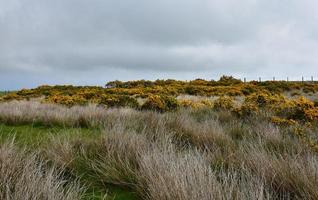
[1,0,318,90]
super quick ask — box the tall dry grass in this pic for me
[1,100,318,200]
[137,147,272,200]
[0,100,138,127]
[243,147,318,199]
[0,141,84,200]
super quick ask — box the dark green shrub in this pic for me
[100,95,139,108]
[218,75,242,86]
[161,95,179,111]
[242,85,257,95]
[314,99,318,107]
[303,87,315,94]
[184,86,201,95]
[291,91,301,96]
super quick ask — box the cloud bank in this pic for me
[1,0,318,89]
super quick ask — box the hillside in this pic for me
[1,76,318,199]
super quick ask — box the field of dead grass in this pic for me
[0,101,317,199]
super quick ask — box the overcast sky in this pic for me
[1,0,318,90]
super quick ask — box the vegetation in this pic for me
[0,141,84,200]
[0,91,10,96]
[1,76,318,107]
[0,100,318,199]
[1,76,318,199]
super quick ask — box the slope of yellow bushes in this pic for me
[1,76,318,124]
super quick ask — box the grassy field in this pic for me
[0,100,318,199]
[0,122,138,200]
[1,77,318,199]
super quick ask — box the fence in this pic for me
[242,76,316,83]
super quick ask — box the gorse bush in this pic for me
[45,95,88,106]
[178,99,214,109]
[0,93,24,101]
[243,92,288,110]
[236,93,318,123]
[270,116,297,126]
[99,94,139,108]
[141,95,179,112]
[2,76,318,124]
[291,97,318,121]
[160,95,179,111]
[3,76,318,106]
[141,95,166,112]
[213,96,236,110]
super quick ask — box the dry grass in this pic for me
[137,146,272,200]
[0,100,138,128]
[0,141,84,200]
[165,113,236,151]
[243,148,318,199]
[1,100,318,200]
[83,130,149,187]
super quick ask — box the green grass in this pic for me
[0,124,99,146]
[0,123,139,200]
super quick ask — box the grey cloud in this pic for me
[1,0,318,89]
